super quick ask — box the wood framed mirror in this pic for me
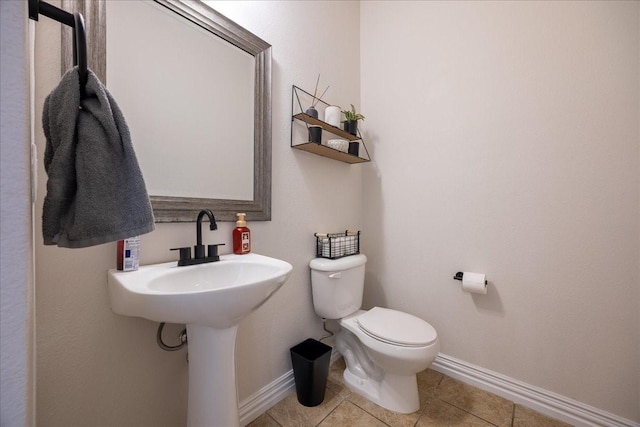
[62,0,272,222]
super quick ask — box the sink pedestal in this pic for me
[187,324,240,427]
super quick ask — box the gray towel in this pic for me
[42,67,155,248]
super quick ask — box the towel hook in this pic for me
[28,0,88,95]
[72,12,88,95]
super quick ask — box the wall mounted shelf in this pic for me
[291,86,370,164]
[292,141,370,164]
[292,113,359,141]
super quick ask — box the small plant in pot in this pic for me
[342,104,364,156]
[341,104,365,136]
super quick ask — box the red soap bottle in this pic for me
[233,213,251,254]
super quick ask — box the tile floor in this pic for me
[247,358,573,427]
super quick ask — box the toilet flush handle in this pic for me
[329,272,341,279]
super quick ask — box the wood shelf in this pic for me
[291,85,371,164]
[292,113,360,142]
[292,142,369,164]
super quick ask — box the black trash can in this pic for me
[290,338,332,407]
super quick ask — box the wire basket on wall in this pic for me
[314,230,360,259]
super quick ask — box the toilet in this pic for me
[309,254,439,414]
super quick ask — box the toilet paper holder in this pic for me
[453,272,488,285]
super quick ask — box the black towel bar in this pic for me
[28,0,88,95]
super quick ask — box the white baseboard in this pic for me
[431,353,639,427]
[238,351,639,427]
[239,368,295,426]
[238,348,341,426]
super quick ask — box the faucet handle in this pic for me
[207,243,226,258]
[170,247,192,261]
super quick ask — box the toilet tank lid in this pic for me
[357,307,437,347]
[309,254,367,271]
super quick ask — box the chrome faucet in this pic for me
[171,209,224,267]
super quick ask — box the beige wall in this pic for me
[360,1,639,422]
[30,0,640,425]
[34,1,360,425]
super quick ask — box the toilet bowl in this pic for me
[309,254,440,414]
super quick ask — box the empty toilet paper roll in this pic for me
[462,272,487,295]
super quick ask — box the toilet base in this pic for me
[342,367,420,414]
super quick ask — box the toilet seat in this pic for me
[356,307,437,347]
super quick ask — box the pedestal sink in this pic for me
[107,253,293,427]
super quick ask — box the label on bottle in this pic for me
[241,231,250,253]
[119,237,140,271]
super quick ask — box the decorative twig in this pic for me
[313,86,330,107]
[312,74,320,100]
[309,74,330,107]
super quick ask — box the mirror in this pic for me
[62,0,272,222]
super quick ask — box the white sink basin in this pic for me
[107,253,293,329]
[108,252,293,426]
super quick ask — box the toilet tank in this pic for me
[309,254,367,319]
